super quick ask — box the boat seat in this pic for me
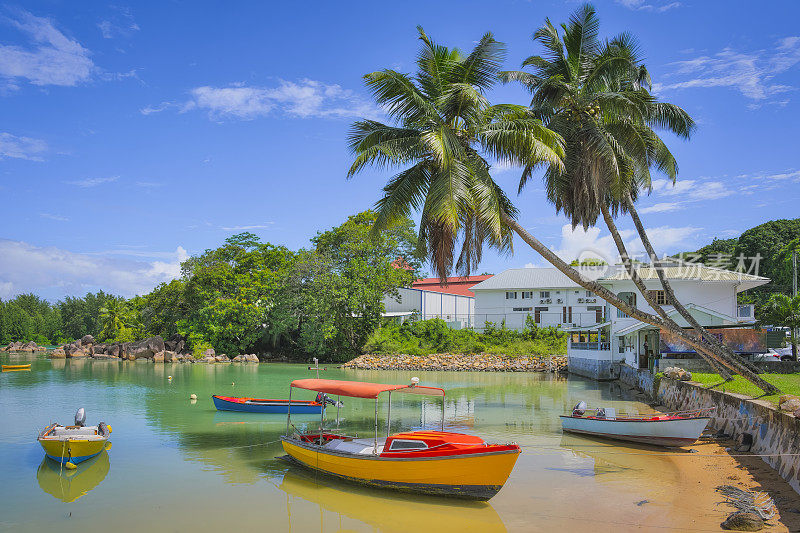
[324,438,384,455]
[51,427,98,437]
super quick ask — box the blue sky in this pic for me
[1,0,799,300]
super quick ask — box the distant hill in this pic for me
[677,218,800,317]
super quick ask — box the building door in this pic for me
[562,306,572,324]
[535,307,548,324]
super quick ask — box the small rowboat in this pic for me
[560,402,711,447]
[38,409,112,467]
[2,363,31,371]
[212,395,325,414]
[280,378,521,500]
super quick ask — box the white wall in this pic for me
[473,287,605,331]
[382,288,474,326]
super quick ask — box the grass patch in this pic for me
[689,372,800,407]
[363,317,567,357]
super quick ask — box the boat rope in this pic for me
[223,439,282,450]
[716,485,776,520]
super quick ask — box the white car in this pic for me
[752,350,782,362]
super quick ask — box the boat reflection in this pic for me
[279,469,507,532]
[36,451,110,503]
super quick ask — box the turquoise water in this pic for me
[0,354,719,532]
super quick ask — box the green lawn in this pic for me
[687,373,800,407]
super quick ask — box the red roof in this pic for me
[411,275,493,297]
[290,379,445,399]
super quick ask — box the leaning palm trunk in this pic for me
[624,195,765,379]
[599,204,733,380]
[502,214,779,394]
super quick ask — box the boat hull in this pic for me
[280,437,520,500]
[39,438,108,464]
[212,395,323,414]
[2,364,31,371]
[560,415,710,447]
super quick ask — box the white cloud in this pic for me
[220,223,274,231]
[39,213,68,222]
[654,36,800,102]
[0,240,188,300]
[0,132,47,160]
[639,202,683,214]
[65,176,119,188]
[552,223,700,264]
[615,0,681,12]
[97,6,139,39]
[146,79,380,120]
[0,9,94,87]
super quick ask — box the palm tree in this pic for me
[347,22,777,393]
[500,3,774,391]
[348,27,564,279]
[765,294,800,360]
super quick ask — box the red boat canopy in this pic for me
[290,378,445,399]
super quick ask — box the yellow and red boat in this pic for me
[279,378,520,501]
[38,409,112,467]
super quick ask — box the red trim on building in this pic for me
[411,275,493,297]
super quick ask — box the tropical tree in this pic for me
[99,298,139,342]
[765,294,800,360]
[348,15,777,392]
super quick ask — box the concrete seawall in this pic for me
[619,365,800,495]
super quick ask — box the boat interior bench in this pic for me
[324,437,384,455]
[50,427,99,437]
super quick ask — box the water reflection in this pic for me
[279,469,506,533]
[36,452,110,503]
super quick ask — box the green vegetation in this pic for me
[0,211,422,362]
[364,317,566,357]
[689,373,800,407]
[764,293,800,359]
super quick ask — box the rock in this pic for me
[721,511,763,531]
[200,355,216,363]
[215,354,229,363]
[49,348,66,358]
[232,354,246,362]
[127,336,166,360]
[153,351,165,363]
[68,349,87,358]
[780,398,800,412]
[20,341,39,352]
[204,348,216,357]
[80,334,95,346]
[190,394,197,400]
[245,354,259,363]
[165,351,180,363]
[779,394,799,405]
[793,408,800,418]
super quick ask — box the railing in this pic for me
[570,341,611,351]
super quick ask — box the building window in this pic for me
[647,290,668,305]
[540,291,550,299]
[585,290,592,297]
[505,291,517,299]
[512,307,532,312]
[521,291,533,299]
[618,336,625,353]
[562,306,572,324]
[534,306,548,323]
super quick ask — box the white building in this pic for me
[471,267,607,330]
[471,264,768,380]
[382,287,475,329]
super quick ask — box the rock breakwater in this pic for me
[343,353,567,372]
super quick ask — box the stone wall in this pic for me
[658,379,800,495]
[658,357,800,374]
[568,356,616,381]
[618,364,655,395]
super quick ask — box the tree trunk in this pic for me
[500,213,779,394]
[625,195,764,378]
[599,204,732,380]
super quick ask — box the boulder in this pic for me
[232,354,246,362]
[164,351,179,363]
[779,398,800,412]
[92,354,110,360]
[204,348,216,357]
[721,511,763,531]
[49,348,66,358]
[107,344,121,357]
[794,408,800,418]
[215,354,230,363]
[20,341,39,352]
[80,335,95,346]
[127,336,166,360]
[245,354,259,363]
[779,394,798,405]
[68,349,87,358]
[153,351,165,363]
[201,355,216,363]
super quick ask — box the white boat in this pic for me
[560,402,711,447]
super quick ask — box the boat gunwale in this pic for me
[280,435,520,462]
[212,395,321,406]
[559,415,711,423]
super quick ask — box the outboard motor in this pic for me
[572,401,587,416]
[595,407,606,418]
[75,407,86,427]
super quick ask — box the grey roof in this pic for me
[471,268,587,290]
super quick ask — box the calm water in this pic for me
[0,354,712,532]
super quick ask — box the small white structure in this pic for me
[382,287,475,329]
